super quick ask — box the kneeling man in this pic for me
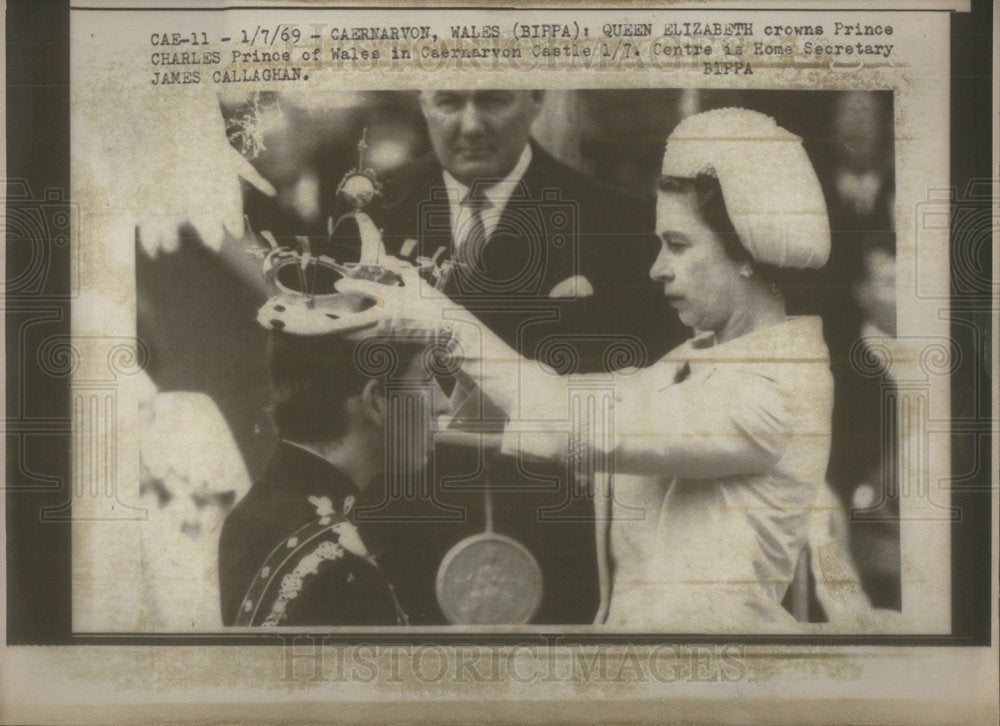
[219,253,449,626]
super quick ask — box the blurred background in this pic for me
[135,88,901,619]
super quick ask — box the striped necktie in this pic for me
[454,191,493,292]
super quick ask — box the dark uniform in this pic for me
[219,442,406,626]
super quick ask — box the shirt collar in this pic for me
[441,143,533,211]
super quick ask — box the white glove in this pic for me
[333,263,458,345]
[336,264,544,415]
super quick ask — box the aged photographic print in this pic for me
[117,87,903,633]
[3,0,995,723]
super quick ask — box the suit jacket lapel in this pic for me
[418,163,455,262]
[381,154,454,262]
[384,144,570,294]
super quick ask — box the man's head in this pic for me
[268,331,448,470]
[419,90,544,186]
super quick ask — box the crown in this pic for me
[250,131,455,337]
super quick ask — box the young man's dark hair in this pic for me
[267,331,426,443]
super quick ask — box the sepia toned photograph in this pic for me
[4,0,995,723]
[118,87,902,633]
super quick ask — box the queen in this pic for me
[368,108,836,631]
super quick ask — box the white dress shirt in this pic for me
[442,144,533,251]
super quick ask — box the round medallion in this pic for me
[435,532,543,625]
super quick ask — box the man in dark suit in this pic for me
[368,90,686,625]
[380,90,679,370]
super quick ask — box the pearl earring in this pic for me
[739,265,754,279]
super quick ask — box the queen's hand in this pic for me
[334,261,457,344]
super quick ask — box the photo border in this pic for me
[4,0,993,651]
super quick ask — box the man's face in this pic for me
[371,353,451,472]
[420,90,543,186]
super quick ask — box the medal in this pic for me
[435,458,543,625]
